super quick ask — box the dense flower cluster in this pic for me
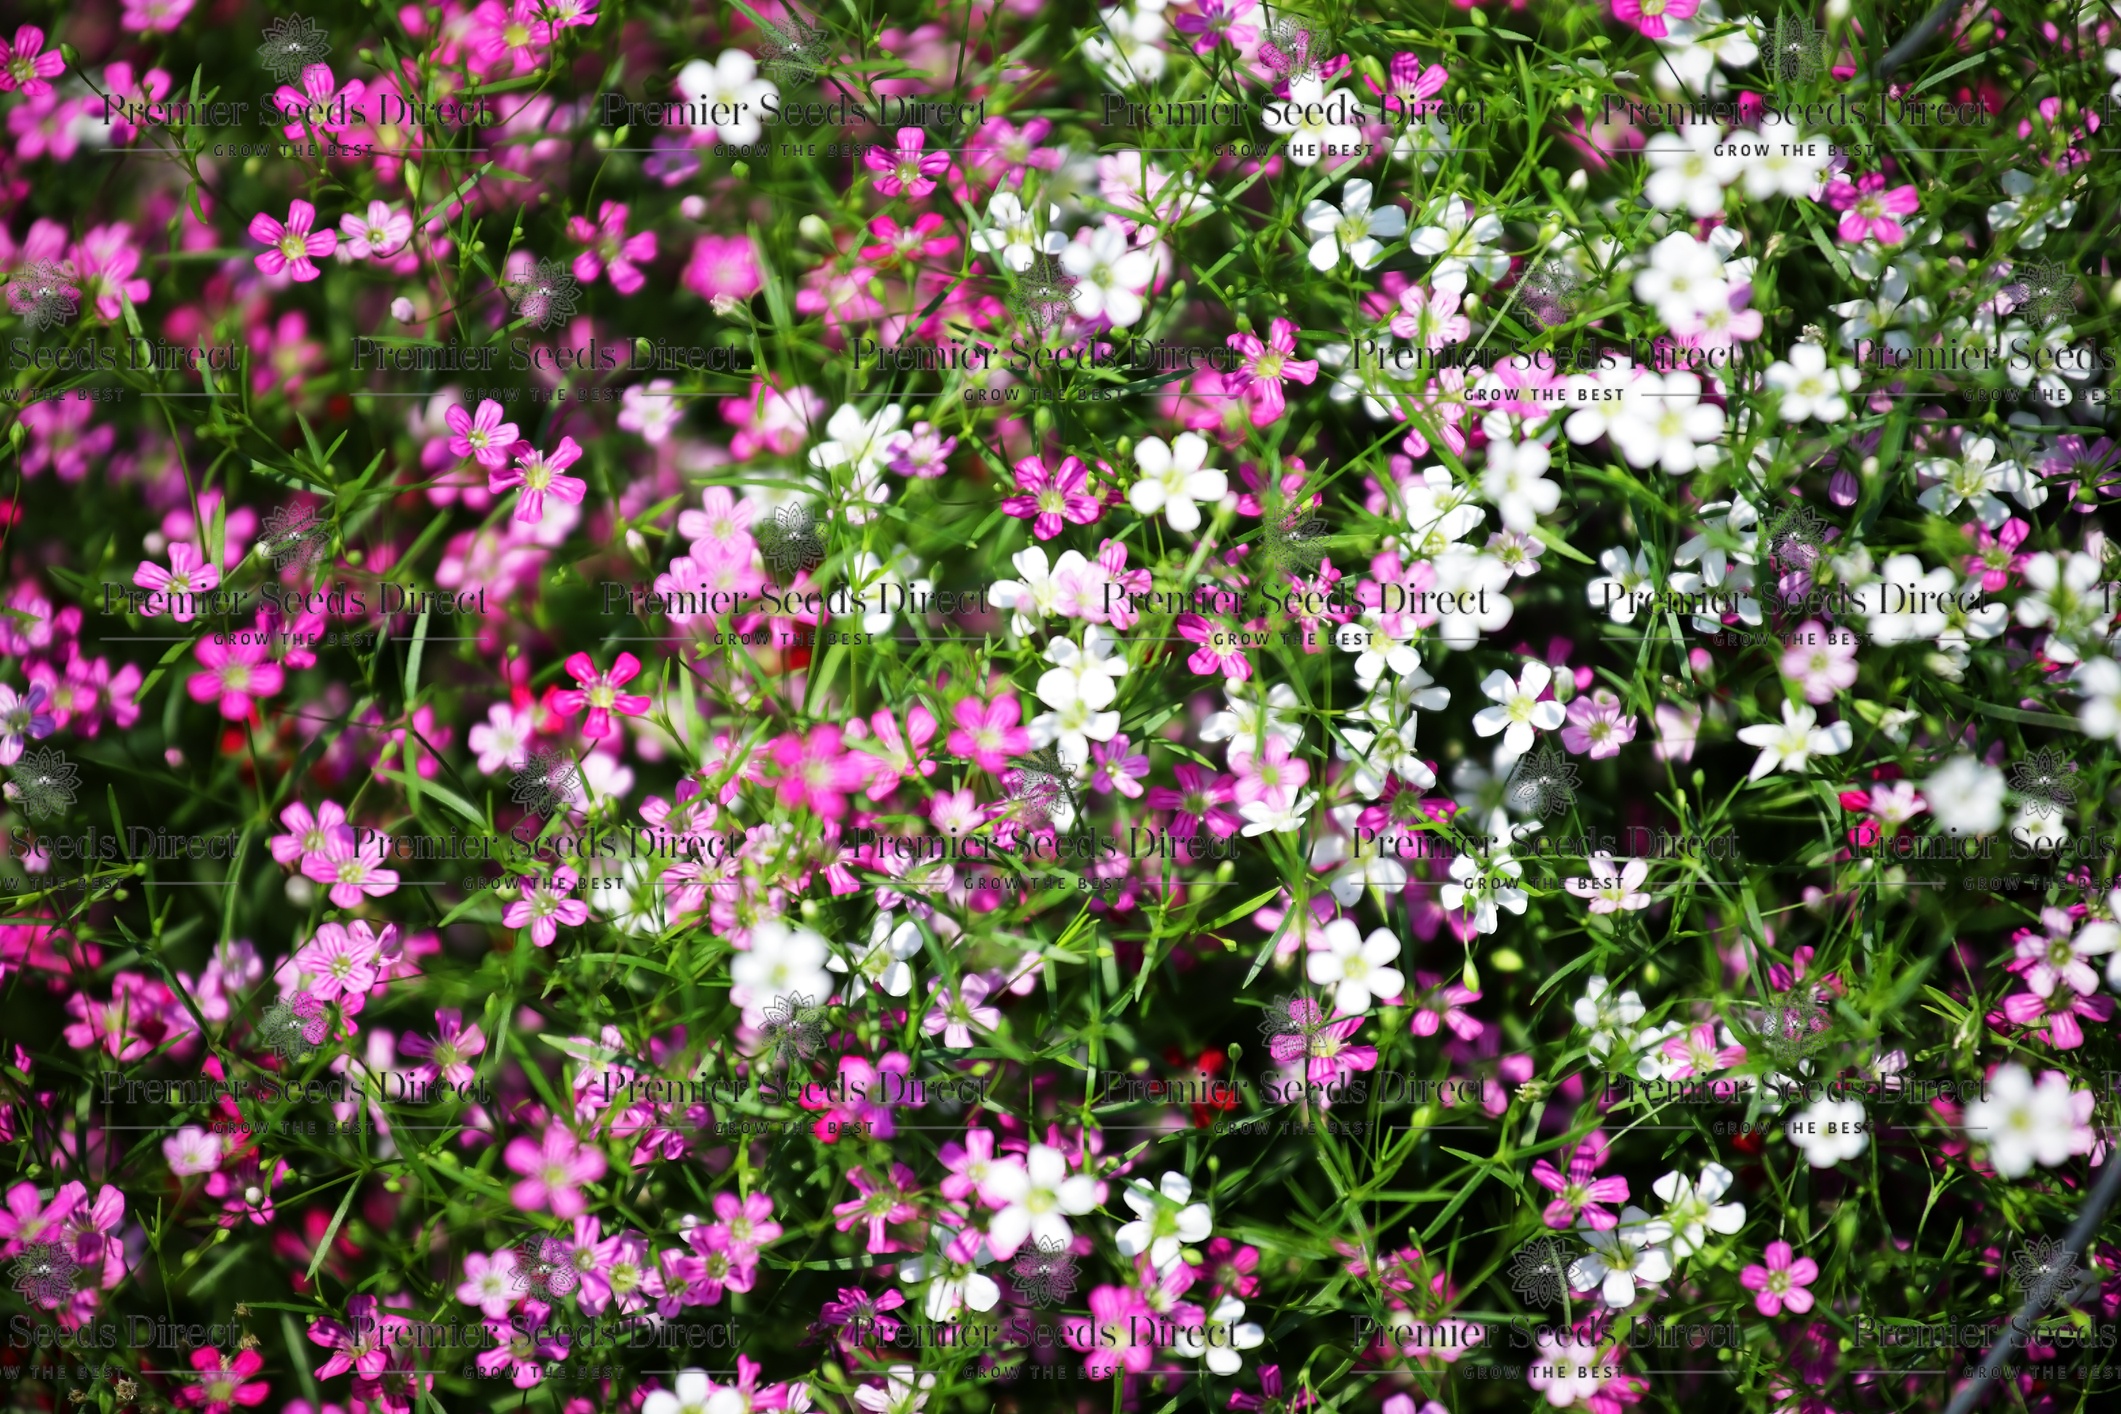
[4,2,2121,1413]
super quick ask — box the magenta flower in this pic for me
[400,1008,487,1087]
[1179,614,1255,681]
[1530,1131,1630,1230]
[269,800,349,866]
[769,725,869,820]
[707,1190,782,1261]
[1000,454,1102,540]
[187,636,285,720]
[0,26,66,96]
[477,1299,569,1388]
[1066,1285,1159,1377]
[831,1163,920,1253]
[683,232,763,302]
[338,200,412,259]
[490,435,588,524]
[1406,972,1483,1041]
[947,693,1032,774]
[1089,732,1151,798]
[300,828,401,908]
[504,1124,607,1218]
[504,868,590,946]
[1561,688,1637,759]
[554,651,652,739]
[1961,517,2030,592]
[445,398,523,468]
[308,1295,392,1381]
[865,128,951,198]
[177,1346,270,1412]
[273,63,366,139]
[293,920,387,1000]
[248,199,337,282]
[1368,52,1450,113]
[2042,435,2121,511]
[1740,1241,1819,1316]
[1226,318,1319,427]
[1609,0,1699,39]
[1824,172,1919,244]
[569,201,658,294]
[1171,0,1262,55]
[1147,761,1241,838]
[121,0,194,32]
[0,682,55,764]
[132,544,221,622]
[1266,999,1378,1086]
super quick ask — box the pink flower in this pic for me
[1000,454,1101,541]
[187,637,284,720]
[923,974,1002,1048]
[864,128,950,198]
[1824,172,1919,245]
[293,920,391,1000]
[1088,732,1150,798]
[0,682,56,763]
[1225,318,1319,427]
[445,398,524,468]
[504,868,590,946]
[1231,734,1310,811]
[456,1248,521,1320]
[1560,689,1636,758]
[1178,614,1254,680]
[683,233,763,303]
[177,1346,270,1411]
[248,199,337,282]
[338,200,412,259]
[301,830,402,908]
[1609,0,1698,40]
[1740,1240,1819,1316]
[948,694,1033,774]
[491,436,588,523]
[1066,1285,1159,1377]
[120,0,193,31]
[1146,761,1240,838]
[269,800,349,866]
[569,201,657,293]
[770,725,870,819]
[831,1163,920,1253]
[1530,1131,1629,1230]
[504,1124,607,1218]
[400,1008,488,1087]
[1266,998,1378,1086]
[554,652,651,740]
[132,544,222,622]
[0,26,66,95]
[1406,973,1483,1041]
[273,63,366,139]
[1961,516,2030,592]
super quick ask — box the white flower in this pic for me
[1786,1098,1869,1168]
[1850,552,1957,645]
[1173,1295,1264,1375]
[1036,625,1129,714]
[828,914,922,999]
[1239,791,1317,836]
[972,192,1062,273]
[1567,1206,1674,1307]
[809,402,907,481]
[1438,812,1528,935]
[1915,436,2022,528]
[1313,802,1411,904]
[1765,343,1860,423]
[2075,658,2121,740]
[1644,125,1741,216]
[854,1366,935,1414]
[1564,855,1651,913]
[1060,221,1158,329]
[1338,684,1442,797]
[1651,1163,1745,1257]
[728,920,834,1026]
[674,52,776,144]
[1471,660,1566,759]
[898,1237,1002,1321]
[643,1370,745,1414]
[1301,178,1407,271]
[2015,551,2116,660]
[1114,1171,1212,1271]
[1202,680,1305,753]
[1480,436,1561,531]
[1129,433,1227,532]
[1734,115,1830,199]
[1262,77,1367,168]
[1573,974,1648,1067]
[1587,547,1656,624]
[1963,1064,2094,1178]
[1406,196,1507,293]
[1633,232,1729,325]
[1082,3,1168,85]
[1429,549,1516,650]
[1986,169,2079,250]
[1335,612,1422,693]
[1305,919,1405,1013]
[983,1143,1099,1257]
[1560,355,1642,446]
[991,546,1094,636]
[1735,700,1851,781]
[1922,755,2007,836]
[1607,371,1725,475]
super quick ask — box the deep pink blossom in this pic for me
[249,199,337,282]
